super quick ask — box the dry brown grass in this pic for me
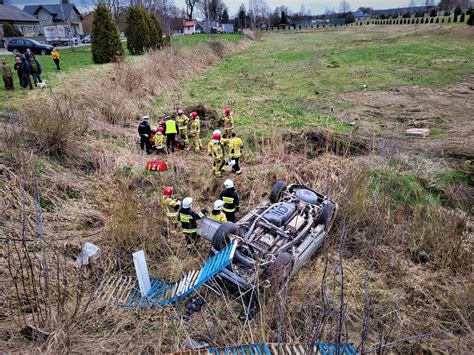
[1,35,472,353]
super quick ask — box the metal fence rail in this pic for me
[95,241,237,308]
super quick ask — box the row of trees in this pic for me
[91,2,163,64]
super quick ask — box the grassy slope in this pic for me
[0,35,241,111]
[155,29,474,135]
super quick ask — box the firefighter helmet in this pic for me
[163,186,173,196]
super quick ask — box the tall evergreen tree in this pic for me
[3,23,23,37]
[460,12,465,22]
[91,2,123,64]
[222,9,229,23]
[126,5,149,55]
[146,12,163,50]
[281,11,288,24]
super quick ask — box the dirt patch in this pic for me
[284,128,369,157]
[338,76,474,159]
[183,104,222,132]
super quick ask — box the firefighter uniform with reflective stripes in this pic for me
[163,196,180,236]
[209,210,227,223]
[178,207,203,244]
[228,136,243,174]
[223,114,234,139]
[208,139,226,177]
[153,133,166,152]
[176,115,189,145]
[219,188,240,222]
[190,118,202,151]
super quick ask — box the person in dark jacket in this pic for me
[1,58,15,90]
[14,55,23,87]
[219,179,240,222]
[138,115,152,154]
[29,56,42,85]
[178,197,204,247]
[20,56,33,90]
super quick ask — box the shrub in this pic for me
[460,13,465,22]
[27,93,88,156]
[454,5,462,17]
[453,14,458,22]
[436,17,439,23]
[91,2,123,64]
[448,16,451,22]
[430,17,434,23]
[468,13,474,25]
[3,23,23,37]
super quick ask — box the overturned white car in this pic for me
[198,181,338,290]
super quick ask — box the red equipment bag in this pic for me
[145,160,168,172]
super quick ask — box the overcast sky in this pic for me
[175,0,424,16]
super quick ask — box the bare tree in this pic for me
[339,0,351,14]
[185,0,199,19]
[408,0,417,7]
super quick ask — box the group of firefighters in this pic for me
[162,179,240,247]
[138,106,243,176]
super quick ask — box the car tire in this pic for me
[268,252,292,289]
[269,180,287,203]
[40,50,46,56]
[317,201,336,231]
[212,222,242,251]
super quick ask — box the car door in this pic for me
[23,39,35,53]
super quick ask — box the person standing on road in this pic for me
[164,114,178,153]
[1,58,15,90]
[219,179,240,222]
[51,48,60,70]
[138,115,152,154]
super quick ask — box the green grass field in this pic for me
[0,34,241,111]
[154,29,474,135]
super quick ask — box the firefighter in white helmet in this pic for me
[219,179,240,222]
[178,197,204,246]
[209,199,227,222]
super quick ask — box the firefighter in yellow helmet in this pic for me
[176,108,189,147]
[153,127,166,153]
[228,131,243,174]
[189,111,202,151]
[223,106,234,139]
[209,200,227,222]
[162,186,181,237]
[208,131,225,177]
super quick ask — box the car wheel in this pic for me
[269,180,287,203]
[317,201,336,231]
[268,252,293,289]
[212,222,242,251]
[40,50,46,56]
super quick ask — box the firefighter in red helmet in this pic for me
[189,111,202,152]
[208,131,226,177]
[162,186,181,237]
[223,106,234,139]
